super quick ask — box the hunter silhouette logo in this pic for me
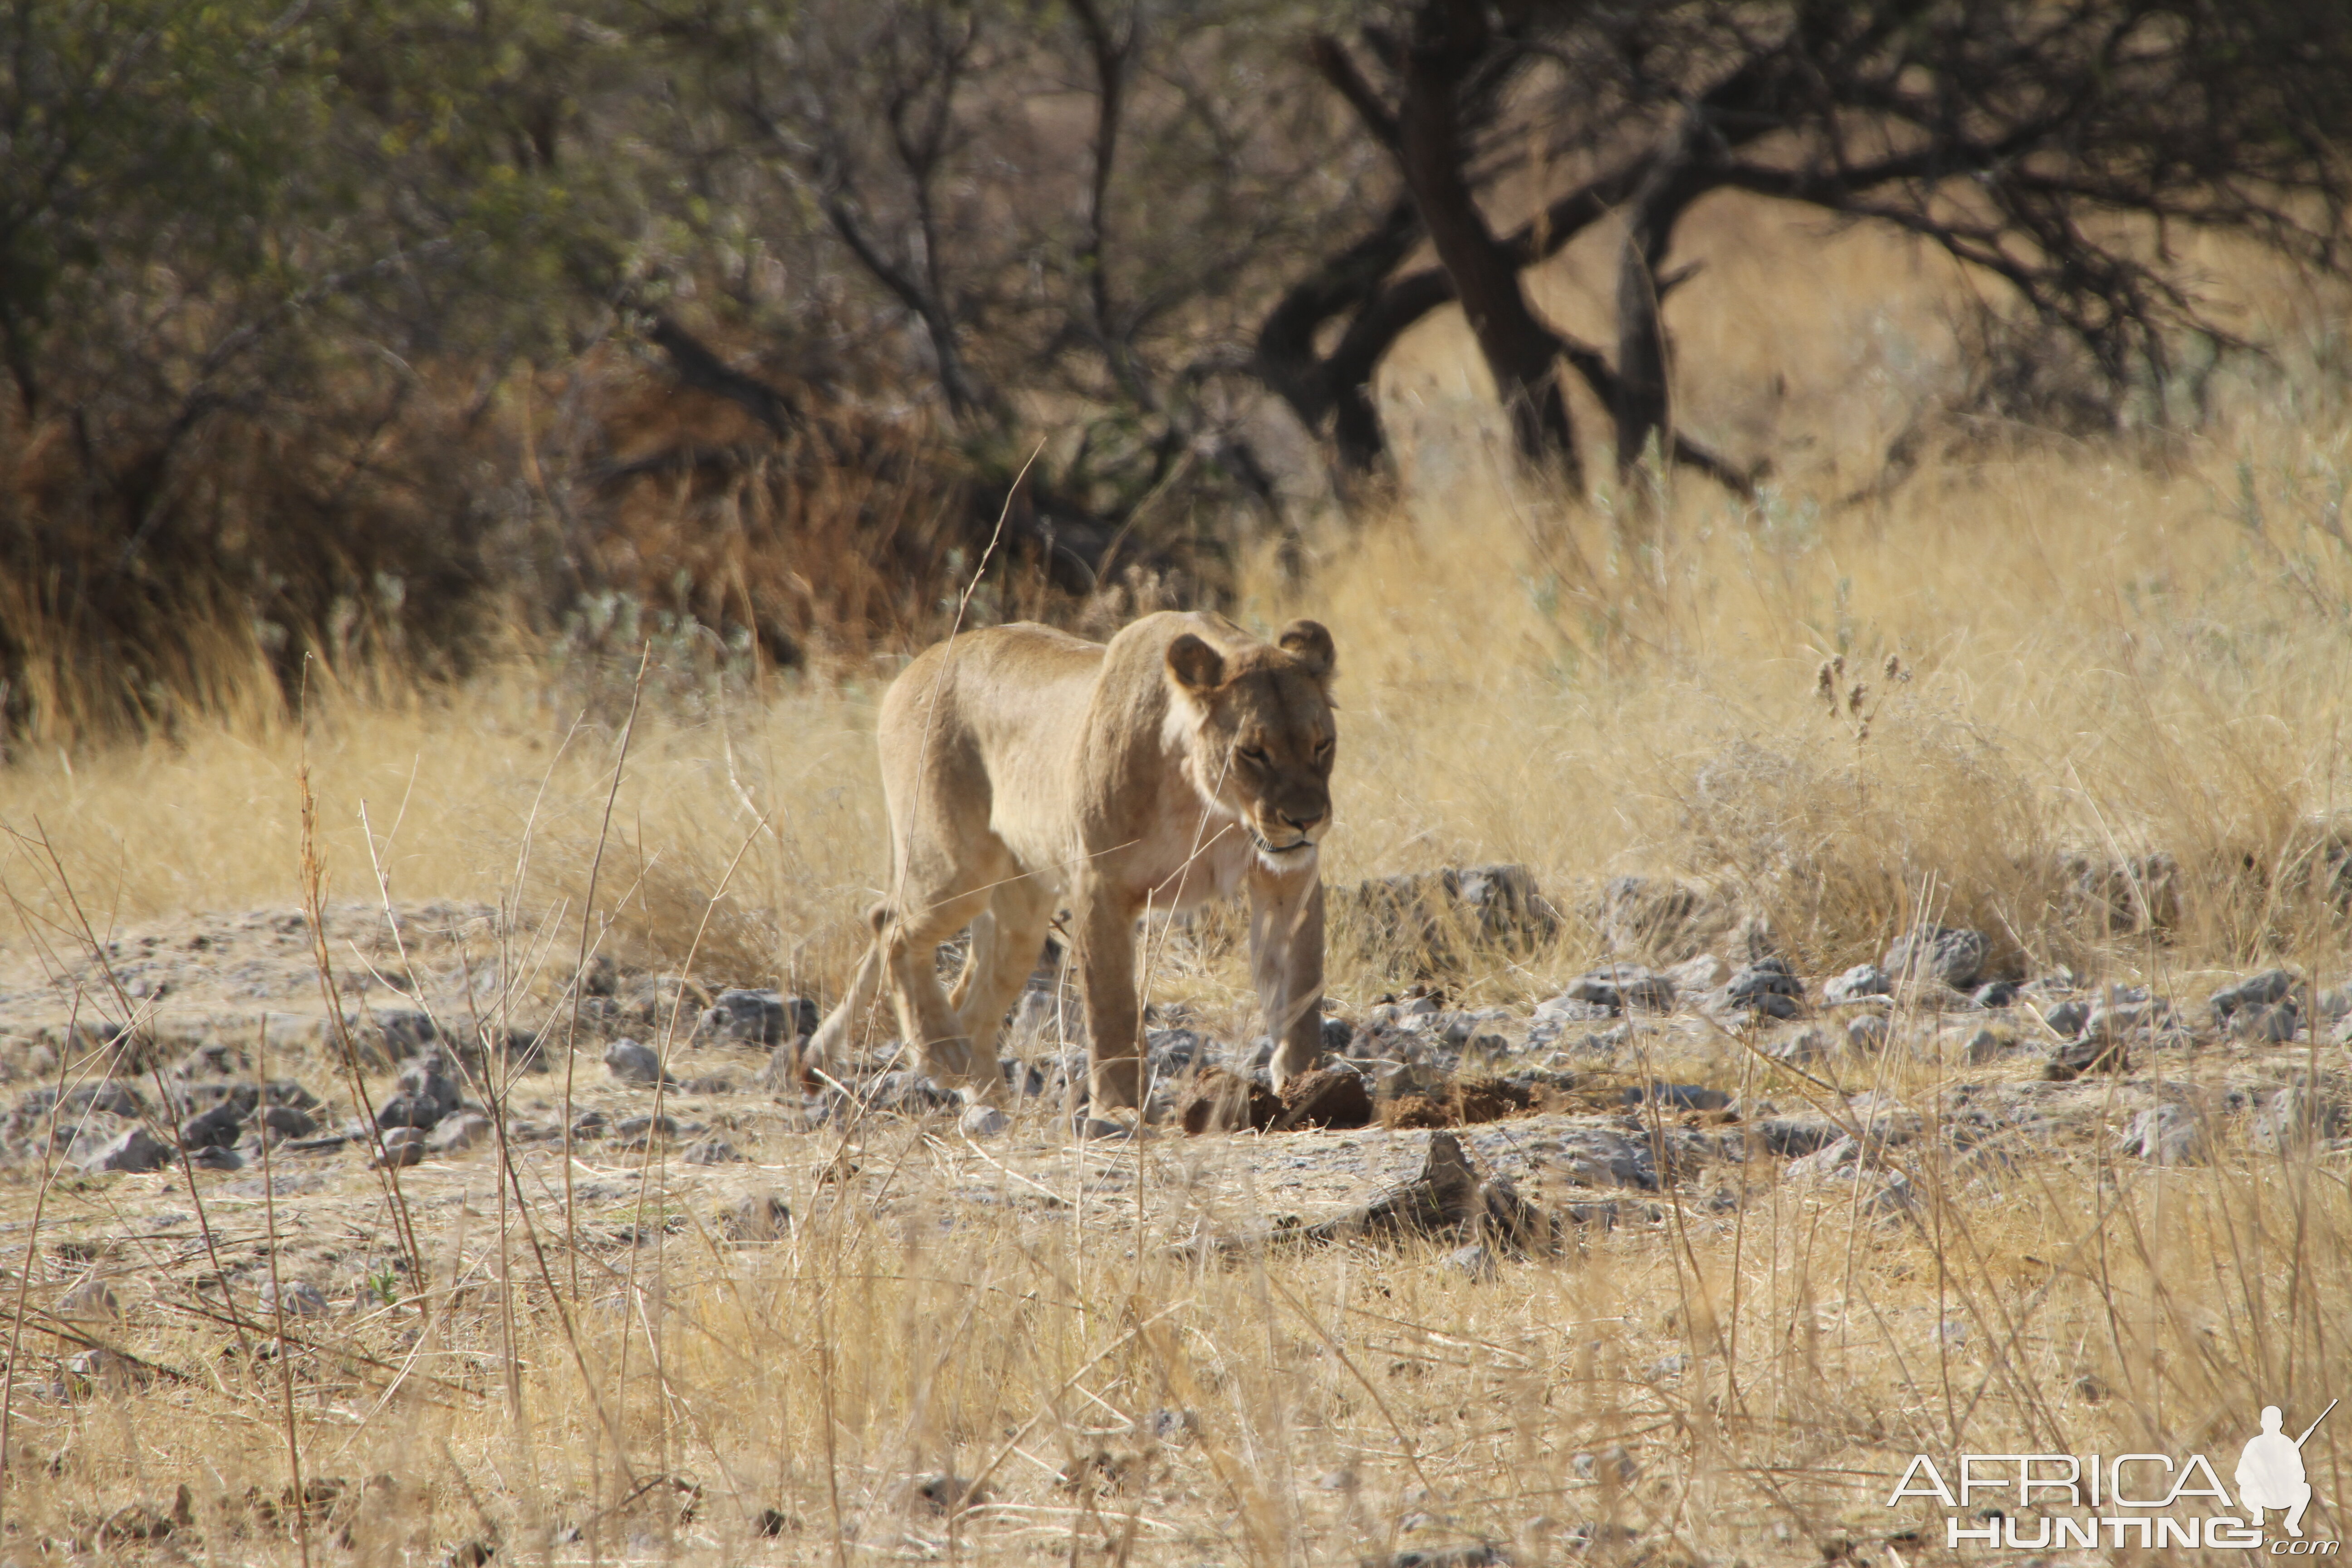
[1889,1397,2338,1551]
[2241,1401,2335,1539]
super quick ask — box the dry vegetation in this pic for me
[1,212,2350,1564]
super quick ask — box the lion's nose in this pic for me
[1278,807,1325,834]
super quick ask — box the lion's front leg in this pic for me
[1073,877,1145,1110]
[1250,864,1326,1090]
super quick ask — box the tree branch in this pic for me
[645,314,799,437]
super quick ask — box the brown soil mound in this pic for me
[1454,1076,1540,1124]
[1381,1094,1453,1130]
[1272,1067,1373,1132]
[1177,1068,1280,1134]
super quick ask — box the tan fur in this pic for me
[807,611,1339,1108]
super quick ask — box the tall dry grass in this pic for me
[11,396,2351,1002]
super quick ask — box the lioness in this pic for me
[807,611,1338,1110]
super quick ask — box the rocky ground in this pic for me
[0,880,2343,1333]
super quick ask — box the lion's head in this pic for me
[1164,618,1337,868]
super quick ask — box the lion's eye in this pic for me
[1315,737,1334,757]
[1238,745,1270,766]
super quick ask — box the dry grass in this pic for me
[1,205,2350,1562]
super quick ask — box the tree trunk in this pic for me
[1395,0,1580,489]
[1613,114,1705,482]
[1252,196,1422,477]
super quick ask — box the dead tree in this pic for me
[1269,0,2352,493]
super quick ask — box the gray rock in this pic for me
[1864,1171,1918,1218]
[179,1102,245,1149]
[1073,1116,1131,1141]
[2116,1102,2205,1164]
[70,1081,147,1119]
[1753,1117,1842,1156]
[1665,952,1730,993]
[624,973,711,1028]
[864,1072,958,1114]
[1624,1082,1730,1112]
[78,1127,173,1174]
[2045,1036,2129,1079]
[2253,1084,2347,1150]
[1145,1028,1208,1075]
[1321,1016,1357,1054]
[681,1136,745,1165]
[2081,994,2168,1040]
[2209,969,2296,1029]
[426,1112,494,1154]
[1786,1135,1862,1182]
[258,1280,330,1318]
[1447,1244,1498,1282]
[1147,1408,1199,1446]
[192,1145,244,1171]
[2227,1000,2300,1043]
[612,1114,678,1141]
[55,1272,121,1321]
[697,989,815,1048]
[1884,925,1989,989]
[257,1104,317,1140]
[603,1038,672,1086]
[1823,964,1893,1004]
[396,1052,464,1114]
[1548,1126,1653,1189]
[1531,996,1614,1024]
[958,1104,1010,1139]
[1563,965,1674,1012]
[1844,1016,1889,1053]
[373,1127,427,1166]
[373,1093,444,1132]
[1962,1027,2003,1064]
[1727,958,1802,1004]
[1375,1544,1505,1568]
[1973,980,2019,1009]
[1770,1027,1831,1064]
[368,1009,441,1060]
[5,1082,148,1156]
[2042,998,2091,1037]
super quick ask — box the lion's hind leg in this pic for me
[880,886,1001,1103]
[805,902,891,1089]
[956,875,1056,1076]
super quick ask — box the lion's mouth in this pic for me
[1247,827,1314,857]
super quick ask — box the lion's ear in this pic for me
[1277,619,1335,681]
[1165,632,1226,696]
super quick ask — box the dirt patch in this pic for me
[1381,1094,1451,1130]
[1455,1075,1540,1124]
[1271,1067,1373,1132]
[1375,1076,1547,1131]
[1178,1068,1280,1134]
